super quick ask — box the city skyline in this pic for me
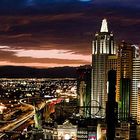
[0,0,140,68]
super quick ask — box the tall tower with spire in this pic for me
[91,19,117,118]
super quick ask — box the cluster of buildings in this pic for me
[78,19,140,139]
[1,19,140,140]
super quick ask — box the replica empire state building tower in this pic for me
[91,19,117,118]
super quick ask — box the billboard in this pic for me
[88,132,97,140]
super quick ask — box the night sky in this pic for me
[0,0,140,68]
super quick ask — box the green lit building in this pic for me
[77,65,91,118]
[116,41,133,121]
[120,78,131,121]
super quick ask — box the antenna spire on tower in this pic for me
[100,19,108,32]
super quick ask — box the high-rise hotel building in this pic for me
[116,42,133,120]
[91,19,117,118]
[131,46,140,121]
[137,84,140,124]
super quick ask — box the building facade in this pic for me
[137,85,140,124]
[77,66,91,117]
[116,41,133,120]
[131,45,140,120]
[57,120,77,140]
[91,19,117,118]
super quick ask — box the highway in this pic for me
[0,98,35,138]
[0,97,58,139]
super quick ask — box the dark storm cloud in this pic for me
[0,0,139,67]
[0,13,92,55]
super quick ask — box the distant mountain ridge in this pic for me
[0,66,78,78]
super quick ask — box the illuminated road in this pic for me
[0,99,35,138]
[0,97,59,139]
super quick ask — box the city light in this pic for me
[0,1,139,138]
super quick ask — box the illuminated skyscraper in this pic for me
[131,46,140,121]
[116,41,133,120]
[137,84,140,124]
[91,19,117,118]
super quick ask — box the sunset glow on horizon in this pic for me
[0,0,139,68]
